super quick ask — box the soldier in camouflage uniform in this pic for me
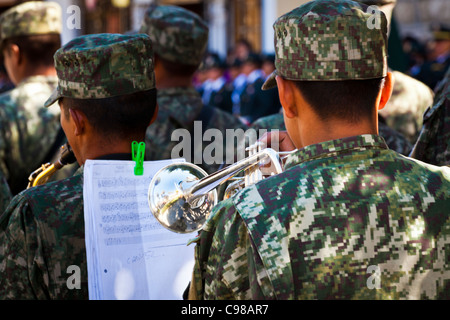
[0,1,67,195]
[139,4,248,174]
[354,0,434,144]
[190,0,450,300]
[410,67,450,166]
[0,33,157,299]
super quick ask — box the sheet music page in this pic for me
[83,159,195,300]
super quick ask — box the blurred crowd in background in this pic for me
[193,23,449,127]
[403,24,450,90]
[194,39,281,126]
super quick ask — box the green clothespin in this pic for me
[132,141,145,176]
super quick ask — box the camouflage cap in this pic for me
[44,33,155,107]
[262,0,388,90]
[139,4,209,66]
[0,1,62,43]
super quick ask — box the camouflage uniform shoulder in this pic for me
[0,75,61,194]
[0,167,84,229]
[193,135,450,299]
[0,170,87,299]
[0,75,57,107]
[6,76,58,109]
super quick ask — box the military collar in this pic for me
[284,134,389,170]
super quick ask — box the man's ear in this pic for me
[8,44,21,65]
[276,76,297,118]
[378,72,394,111]
[69,108,86,136]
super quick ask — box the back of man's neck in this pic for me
[299,119,378,148]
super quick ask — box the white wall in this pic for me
[207,0,228,58]
[261,0,277,54]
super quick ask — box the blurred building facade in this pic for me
[0,0,305,55]
[395,0,450,42]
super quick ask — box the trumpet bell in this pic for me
[148,163,218,234]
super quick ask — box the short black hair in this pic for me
[2,34,61,66]
[156,54,199,77]
[60,88,157,142]
[292,78,385,124]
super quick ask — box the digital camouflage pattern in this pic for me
[0,1,62,44]
[191,134,450,299]
[0,75,61,195]
[0,168,88,299]
[0,168,11,213]
[262,0,388,90]
[139,4,209,66]
[410,67,450,166]
[144,87,248,174]
[190,0,450,300]
[379,71,434,143]
[45,33,155,107]
[251,111,412,156]
[0,33,156,299]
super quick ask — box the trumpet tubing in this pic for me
[148,146,293,234]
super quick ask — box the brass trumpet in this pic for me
[148,144,294,234]
[27,143,76,188]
